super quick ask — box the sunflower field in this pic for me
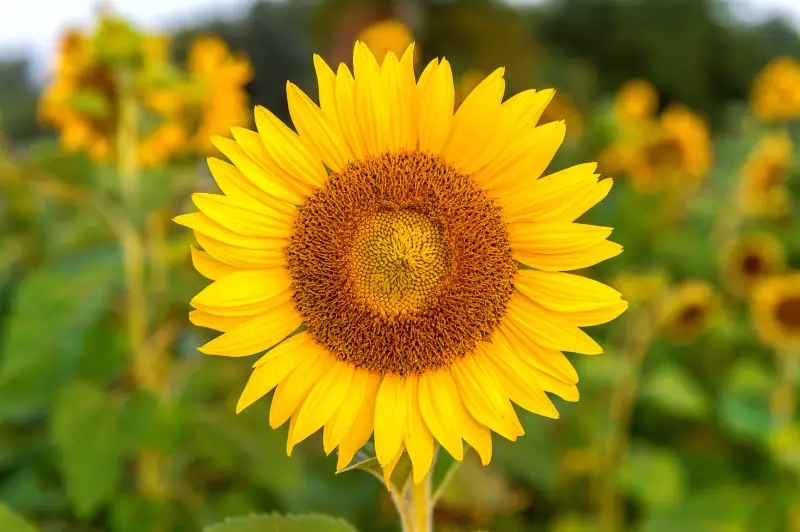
[2,0,800,531]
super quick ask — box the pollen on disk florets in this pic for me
[286,151,516,376]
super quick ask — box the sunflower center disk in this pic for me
[775,296,800,329]
[286,151,516,376]
[351,211,450,317]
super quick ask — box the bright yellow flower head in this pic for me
[720,233,785,297]
[627,104,712,191]
[614,79,658,127]
[738,132,793,218]
[356,19,414,64]
[752,272,800,349]
[187,35,253,153]
[176,42,626,484]
[660,280,720,343]
[751,57,800,123]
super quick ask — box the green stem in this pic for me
[408,474,432,532]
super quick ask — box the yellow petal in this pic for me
[191,268,292,310]
[509,222,613,257]
[236,332,312,413]
[418,370,464,461]
[335,64,367,160]
[515,269,623,313]
[478,342,561,418]
[451,355,523,440]
[397,43,418,149]
[459,408,492,466]
[192,193,293,238]
[287,81,351,172]
[380,52,402,151]
[560,300,629,327]
[291,361,354,444]
[313,54,338,125]
[551,177,613,223]
[475,121,565,192]
[212,136,305,205]
[175,212,289,250]
[353,41,389,155]
[231,126,315,197]
[323,369,373,454]
[500,163,599,223]
[417,58,439,94]
[270,347,337,428]
[206,157,290,212]
[496,322,579,384]
[190,246,236,280]
[505,292,603,355]
[418,59,454,154]
[194,233,287,270]
[374,374,407,466]
[198,298,302,357]
[442,68,505,172]
[188,310,249,332]
[404,375,435,484]
[253,106,327,188]
[382,447,405,491]
[515,239,623,272]
[336,374,380,470]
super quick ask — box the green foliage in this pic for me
[0,504,37,532]
[204,513,358,532]
[50,381,124,518]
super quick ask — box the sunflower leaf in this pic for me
[336,445,413,492]
[0,504,37,532]
[203,512,358,532]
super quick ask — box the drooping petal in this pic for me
[404,375,435,484]
[336,376,381,470]
[374,374,407,466]
[290,361,354,445]
[505,292,603,355]
[418,369,464,461]
[198,297,302,357]
[323,369,374,454]
[270,348,337,429]
[236,332,313,412]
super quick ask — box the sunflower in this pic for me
[721,233,785,297]
[38,30,117,161]
[738,132,793,219]
[751,57,800,123]
[176,42,626,484]
[660,280,719,342]
[626,104,712,192]
[613,79,658,128]
[752,273,800,349]
[356,19,414,64]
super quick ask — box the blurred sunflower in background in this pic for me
[721,233,785,297]
[660,280,720,342]
[626,104,712,192]
[751,57,800,123]
[356,19,414,64]
[612,270,668,307]
[177,41,626,484]
[38,30,119,161]
[738,132,793,219]
[752,273,800,349]
[613,78,658,128]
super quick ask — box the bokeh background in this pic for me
[2,0,800,530]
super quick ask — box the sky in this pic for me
[1,0,799,78]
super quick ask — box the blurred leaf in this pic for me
[618,442,686,509]
[0,249,120,419]
[0,504,37,532]
[50,381,122,518]
[641,363,709,420]
[719,360,773,441]
[118,389,159,455]
[204,513,358,532]
[547,514,596,532]
[641,486,759,532]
